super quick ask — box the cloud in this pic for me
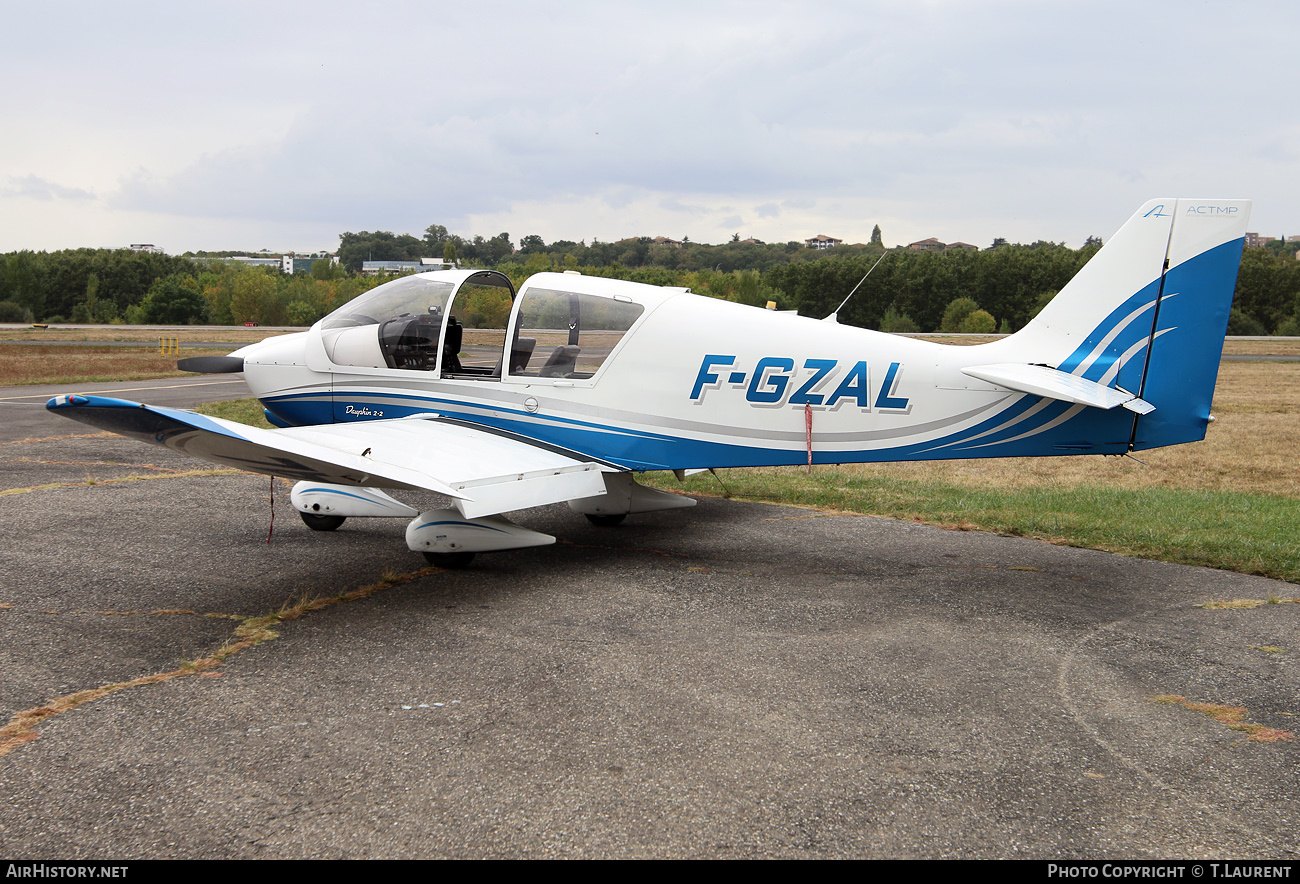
[3,2,1298,250]
[658,197,711,215]
[3,176,95,202]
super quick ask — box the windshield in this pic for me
[321,276,456,330]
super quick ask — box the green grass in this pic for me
[196,397,276,428]
[646,467,1300,584]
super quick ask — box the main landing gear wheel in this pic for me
[422,550,476,569]
[300,512,346,531]
[585,513,627,527]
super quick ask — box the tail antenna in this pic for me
[824,250,889,323]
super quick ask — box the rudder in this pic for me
[1130,199,1250,450]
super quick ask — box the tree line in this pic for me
[2,228,1298,334]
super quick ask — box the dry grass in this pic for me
[1197,598,1300,609]
[1222,338,1300,357]
[907,334,1001,346]
[460,329,507,346]
[0,344,233,386]
[0,327,295,343]
[901,334,1300,357]
[1198,599,1269,610]
[825,361,1300,498]
[1151,695,1294,742]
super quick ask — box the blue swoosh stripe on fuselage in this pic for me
[1056,281,1161,387]
[263,386,1130,470]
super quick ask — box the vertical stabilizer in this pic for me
[1015,199,1176,384]
[1130,199,1250,449]
[1002,199,1249,451]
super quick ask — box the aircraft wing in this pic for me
[46,394,611,519]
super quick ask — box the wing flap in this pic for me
[450,467,612,519]
[961,364,1154,413]
[47,394,609,517]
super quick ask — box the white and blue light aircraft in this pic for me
[49,199,1250,566]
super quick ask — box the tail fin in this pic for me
[1006,198,1250,450]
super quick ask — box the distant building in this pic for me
[651,236,683,249]
[190,251,338,273]
[361,259,433,276]
[907,238,945,252]
[129,243,162,254]
[1245,232,1279,248]
[281,252,336,274]
[225,256,282,269]
[909,238,978,252]
[805,234,842,250]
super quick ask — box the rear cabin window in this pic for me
[509,289,644,380]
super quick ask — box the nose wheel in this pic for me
[584,513,627,527]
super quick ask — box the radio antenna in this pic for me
[825,250,889,323]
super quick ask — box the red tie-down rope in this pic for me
[805,403,813,475]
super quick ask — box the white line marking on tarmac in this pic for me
[0,378,245,401]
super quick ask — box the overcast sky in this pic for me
[2,0,1294,254]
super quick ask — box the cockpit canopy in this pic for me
[314,268,665,385]
[320,270,513,374]
[321,274,458,332]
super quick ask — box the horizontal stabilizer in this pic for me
[46,394,610,519]
[961,364,1153,413]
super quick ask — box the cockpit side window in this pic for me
[509,289,644,381]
